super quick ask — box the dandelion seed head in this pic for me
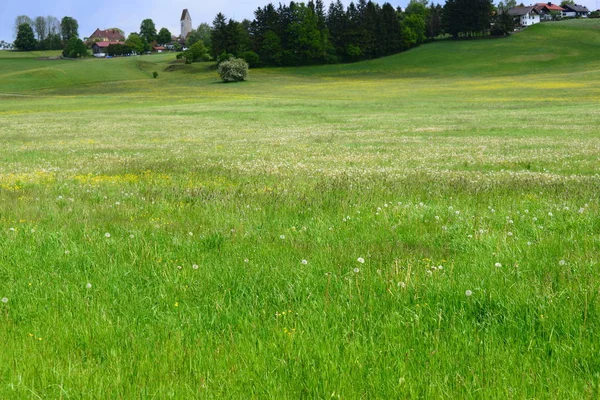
[279,235,285,240]
[192,264,199,270]
[495,262,502,268]
[301,259,308,265]
[357,257,365,264]
[465,290,473,297]
[105,232,111,238]
[559,260,566,266]
[86,283,92,289]
[1,297,8,303]
[353,268,360,273]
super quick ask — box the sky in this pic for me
[1,0,599,42]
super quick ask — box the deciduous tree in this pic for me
[14,23,37,51]
[186,23,212,48]
[34,16,48,41]
[183,41,210,62]
[60,17,79,41]
[62,37,87,58]
[157,28,172,45]
[14,16,33,38]
[125,33,144,54]
[140,19,157,43]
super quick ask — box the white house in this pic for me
[507,6,541,26]
[562,4,590,17]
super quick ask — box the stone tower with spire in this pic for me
[180,9,192,40]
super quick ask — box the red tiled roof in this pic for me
[534,2,565,11]
[89,28,125,42]
[92,41,125,48]
[153,46,166,50]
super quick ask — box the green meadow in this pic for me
[1,19,600,398]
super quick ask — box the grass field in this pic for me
[1,19,600,398]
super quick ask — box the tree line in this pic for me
[181,0,512,67]
[13,15,79,51]
[11,0,521,64]
[12,14,178,58]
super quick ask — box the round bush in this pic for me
[239,51,261,68]
[218,58,249,83]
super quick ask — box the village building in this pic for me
[91,41,126,57]
[181,9,192,40]
[87,28,125,44]
[561,4,590,17]
[507,6,541,26]
[533,3,565,20]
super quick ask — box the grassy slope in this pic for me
[1,20,600,398]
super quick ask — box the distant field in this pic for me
[1,20,600,398]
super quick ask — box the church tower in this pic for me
[180,9,192,40]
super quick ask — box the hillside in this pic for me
[1,19,599,98]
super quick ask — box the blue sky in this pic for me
[1,0,598,42]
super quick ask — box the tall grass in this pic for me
[0,20,599,398]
